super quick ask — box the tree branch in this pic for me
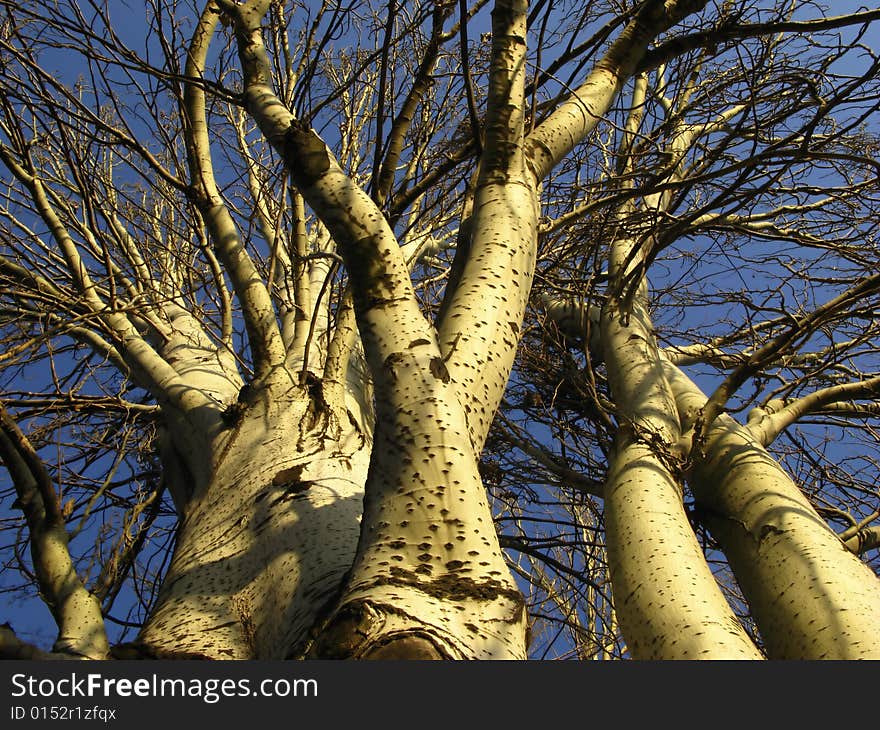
[434,0,539,450]
[639,8,880,73]
[228,0,436,369]
[0,624,75,660]
[373,3,452,208]
[0,402,109,659]
[747,375,880,446]
[525,0,709,181]
[701,272,880,428]
[183,1,286,380]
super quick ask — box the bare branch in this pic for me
[183,1,286,380]
[0,401,109,658]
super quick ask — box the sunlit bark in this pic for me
[225,0,533,658]
[665,362,880,659]
[1,0,878,661]
[0,403,109,659]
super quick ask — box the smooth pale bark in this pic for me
[437,173,539,451]
[152,304,241,407]
[600,301,761,659]
[148,303,242,503]
[222,0,529,658]
[264,167,526,658]
[543,282,765,658]
[665,362,880,659]
[525,0,709,180]
[307,347,528,659]
[183,3,286,380]
[0,406,109,659]
[595,73,760,658]
[1,94,346,658]
[436,0,539,452]
[279,149,527,656]
[138,373,370,659]
[214,0,720,658]
[128,235,373,658]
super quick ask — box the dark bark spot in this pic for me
[237,383,256,404]
[299,371,329,434]
[430,357,451,383]
[759,523,785,542]
[221,401,247,428]
[109,642,159,659]
[383,352,406,379]
[284,481,313,496]
[284,121,331,187]
[362,635,446,660]
[272,464,306,485]
[369,571,524,614]
[307,603,373,659]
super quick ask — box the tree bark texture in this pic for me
[665,362,880,659]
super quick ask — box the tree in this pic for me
[0,0,878,660]
[507,11,880,657]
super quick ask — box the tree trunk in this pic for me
[600,300,762,659]
[137,375,369,659]
[665,362,880,659]
[307,348,528,659]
